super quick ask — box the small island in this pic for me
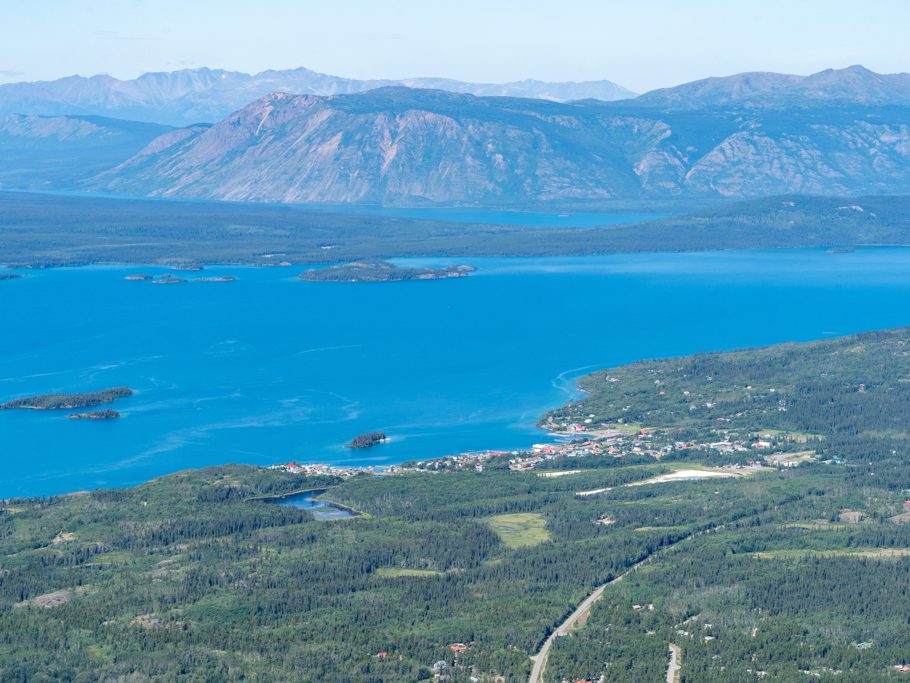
[1,387,133,411]
[0,273,22,281]
[152,276,186,285]
[347,431,388,449]
[193,276,237,282]
[68,409,121,420]
[299,260,476,283]
[124,274,153,281]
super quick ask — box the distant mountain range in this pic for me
[4,65,910,205]
[0,67,636,126]
[90,83,910,205]
[635,65,910,109]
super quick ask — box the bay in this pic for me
[3,248,910,498]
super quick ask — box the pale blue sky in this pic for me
[3,0,909,91]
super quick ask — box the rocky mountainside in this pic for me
[0,114,171,190]
[0,67,635,125]
[91,86,910,205]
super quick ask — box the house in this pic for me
[449,643,468,653]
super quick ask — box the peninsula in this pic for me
[0,387,133,410]
[299,260,475,283]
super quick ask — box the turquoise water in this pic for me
[273,491,354,519]
[4,249,910,498]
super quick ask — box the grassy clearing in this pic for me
[599,422,642,435]
[634,525,690,533]
[375,568,444,578]
[748,548,910,560]
[756,429,824,442]
[487,512,551,549]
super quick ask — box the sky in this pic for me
[3,0,910,92]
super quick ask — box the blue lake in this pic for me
[272,490,355,519]
[3,248,910,498]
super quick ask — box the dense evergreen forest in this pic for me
[0,387,132,410]
[348,431,389,448]
[4,329,910,680]
[4,191,910,267]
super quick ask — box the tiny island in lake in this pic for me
[0,273,22,280]
[194,275,237,282]
[126,273,235,283]
[68,409,121,420]
[347,431,388,449]
[299,260,475,282]
[0,387,133,411]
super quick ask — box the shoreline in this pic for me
[6,244,910,272]
[0,318,880,500]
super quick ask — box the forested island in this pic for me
[67,409,121,420]
[347,431,388,448]
[0,387,132,410]
[300,260,475,282]
[6,330,910,680]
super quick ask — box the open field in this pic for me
[747,548,910,560]
[487,512,551,548]
[374,568,444,578]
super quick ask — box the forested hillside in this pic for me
[5,191,910,268]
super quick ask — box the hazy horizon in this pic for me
[3,0,909,92]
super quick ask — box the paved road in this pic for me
[527,552,655,683]
[527,523,731,683]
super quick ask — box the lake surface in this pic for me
[4,248,910,498]
[272,490,355,520]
